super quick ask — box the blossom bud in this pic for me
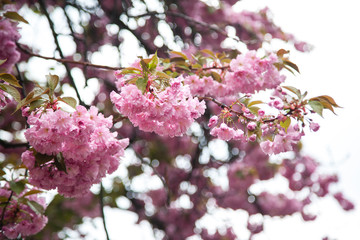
[309,122,320,132]
[247,122,256,131]
[208,116,219,128]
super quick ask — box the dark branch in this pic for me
[17,43,121,71]
[99,182,111,240]
[0,190,13,229]
[38,0,86,107]
[0,139,28,149]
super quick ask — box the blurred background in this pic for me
[13,0,360,239]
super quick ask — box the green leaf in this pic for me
[136,77,147,93]
[301,91,308,101]
[54,152,67,173]
[155,71,171,80]
[9,180,25,195]
[170,57,187,63]
[210,71,221,82]
[121,68,142,75]
[310,95,341,108]
[0,196,9,203]
[201,49,216,58]
[283,86,301,99]
[29,99,45,111]
[139,58,149,73]
[0,73,22,88]
[27,200,45,214]
[34,151,54,166]
[58,96,77,109]
[277,49,290,58]
[4,11,29,24]
[148,52,158,71]
[248,106,260,114]
[283,60,300,73]
[248,100,263,107]
[280,117,291,132]
[14,88,49,112]
[46,74,59,95]
[0,169,6,176]
[0,59,7,66]
[0,83,21,102]
[23,189,43,197]
[308,100,324,117]
[169,51,188,60]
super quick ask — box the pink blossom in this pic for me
[228,161,256,190]
[260,125,304,154]
[0,88,11,111]
[225,51,285,94]
[208,115,218,128]
[257,192,303,217]
[247,122,257,131]
[333,192,354,211]
[258,109,265,117]
[22,106,129,197]
[111,77,205,137]
[270,99,284,110]
[0,18,21,73]
[248,134,257,142]
[210,123,244,141]
[0,186,48,239]
[309,122,320,132]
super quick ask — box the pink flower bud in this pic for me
[208,116,218,128]
[247,122,256,131]
[249,134,257,142]
[309,122,320,132]
[273,99,284,110]
[258,109,265,117]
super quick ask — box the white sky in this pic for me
[15,0,360,239]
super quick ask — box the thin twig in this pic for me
[15,63,30,129]
[128,11,242,43]
[0,190,13,229]
[0,139,28,148]
[17,43,121,71]
[134,152,171,207]
[38,0,86,107]
[99,182,110,240]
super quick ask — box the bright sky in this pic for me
[236,1,360,239]
[16,0,360,239]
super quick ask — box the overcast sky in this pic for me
[237,1,360,239]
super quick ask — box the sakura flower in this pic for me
[111,77,205,137]
[22,106,129,197]
[309,122,320,132]
[208,115,218,128]
[0,186,48,239]
[210,123,244,141]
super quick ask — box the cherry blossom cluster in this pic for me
[111,76,205,137]
[0,17,21,73]
[0,186,48,239]
[223,7,310,51]
[172,1,309,51]
[183,51,285,98]
[21,106,129,197]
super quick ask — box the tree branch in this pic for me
[0,139,28,148]
[38,0,86,107]
[0,190,13,229]
[17,43,121,71]
[134,152,171,207]
[99,182,110,240]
